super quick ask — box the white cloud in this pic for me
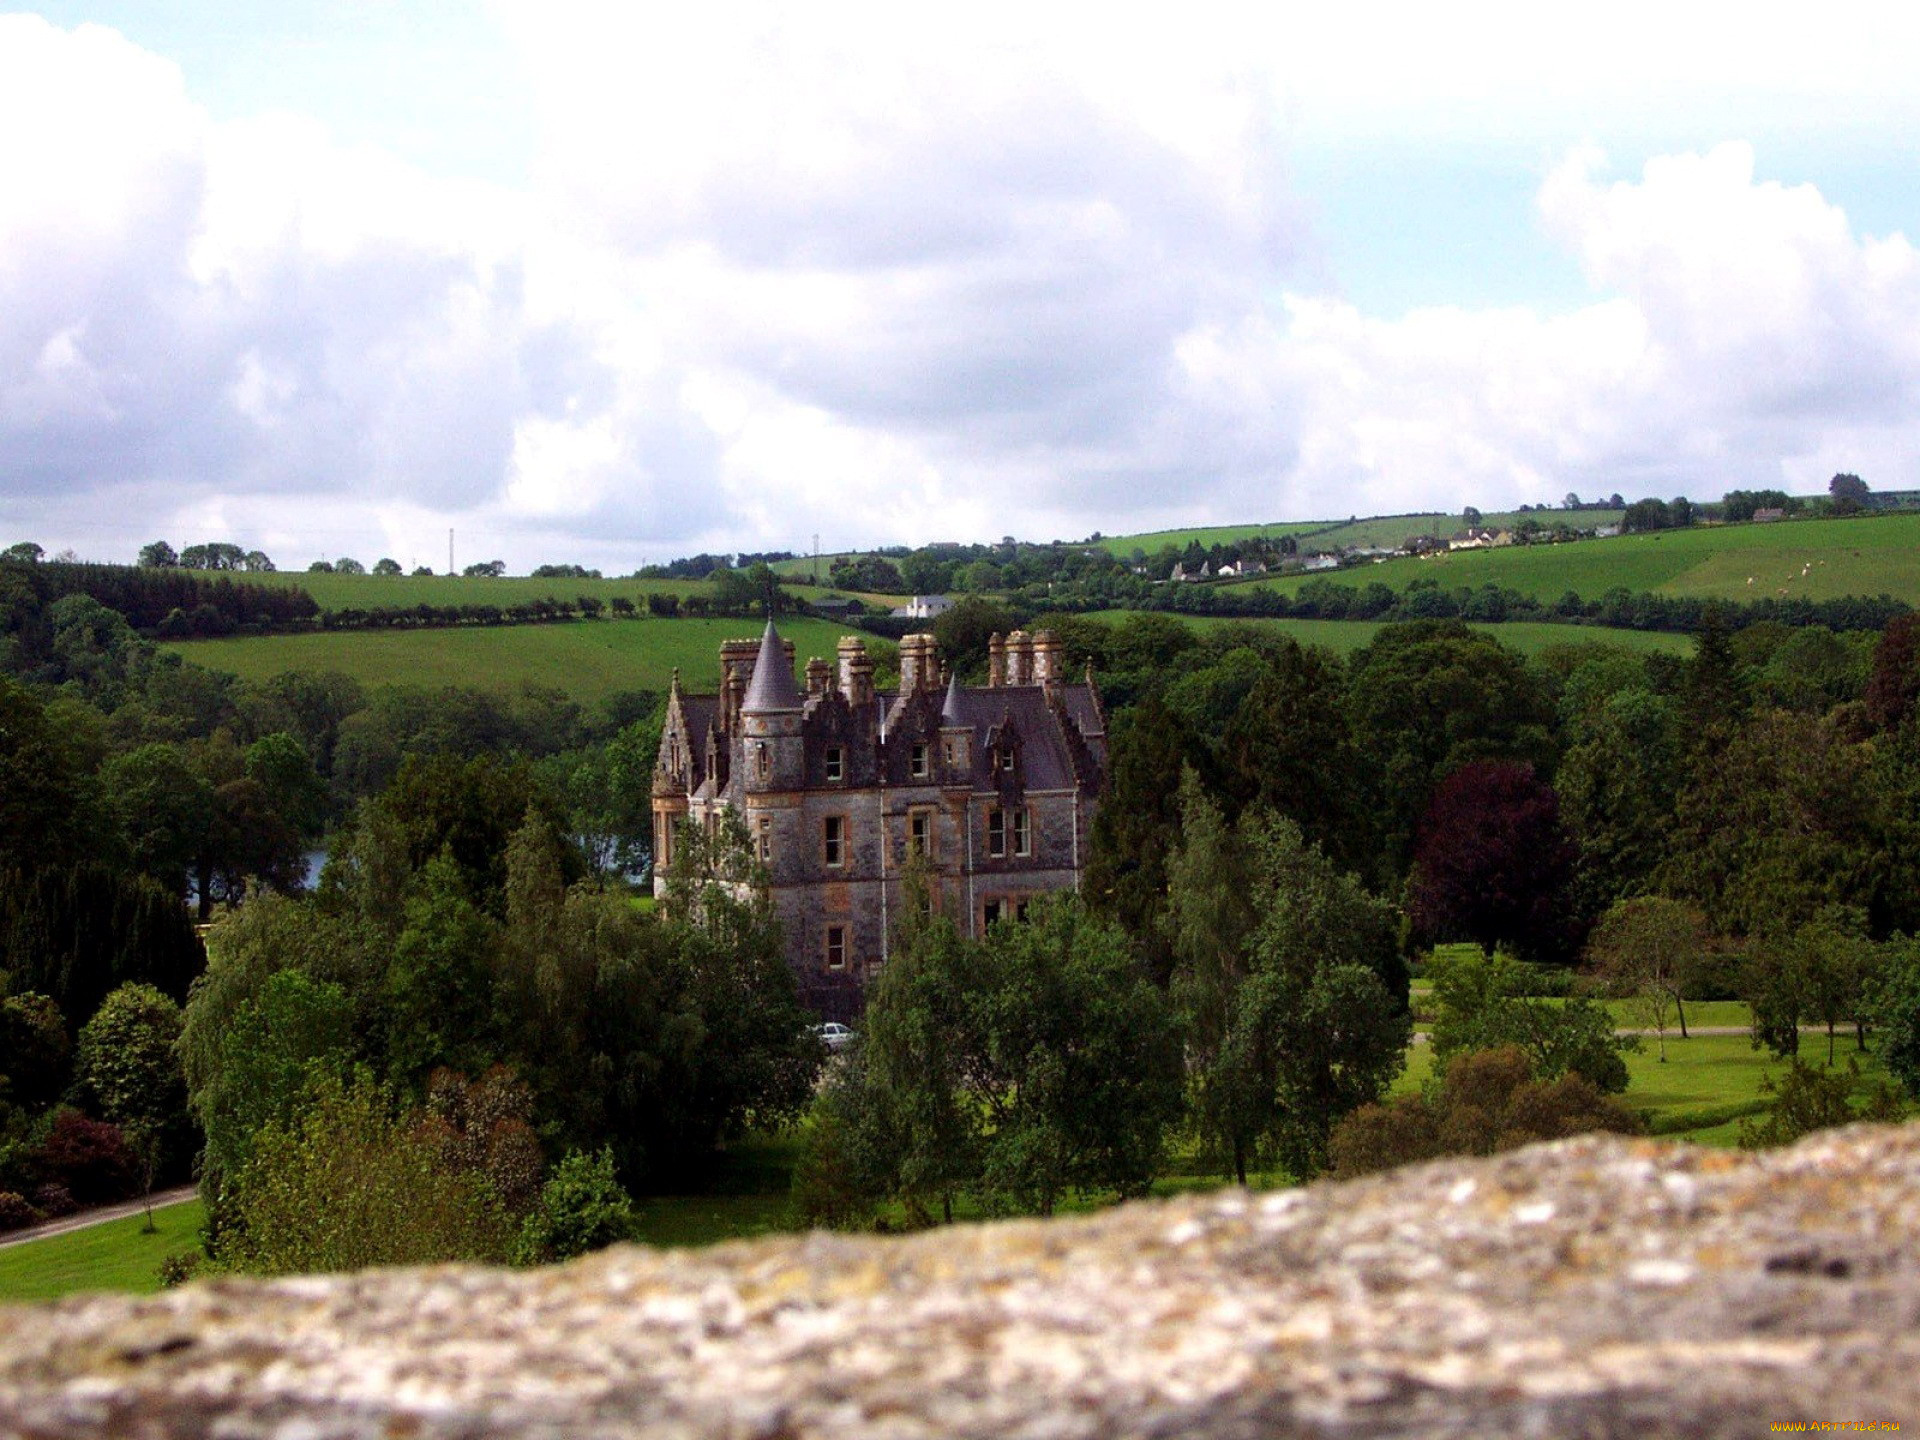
[6,7,1920,570]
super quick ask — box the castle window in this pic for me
[1000,746,1015,772]
[755,744,771,781]
[1013,808,1031,857]
[824,815,846,867]
[825,925,846,970]
[983,899,1003,928]
[910,742,929,779]
[987,808,1006,858]
[825,746,844,782]
[909,808,933,859]
[756,816,772,863]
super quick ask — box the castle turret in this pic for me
[740,621,804,793]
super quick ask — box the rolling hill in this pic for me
[1235,512,1920,606]
[159,616,887,708]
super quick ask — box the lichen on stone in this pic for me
[5,1126,1920,1437]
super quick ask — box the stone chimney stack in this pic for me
[1032,630,1062,691]
[988,632,1007,688]
[720,638,758,731]
[838,636,875,707]
[899,632,939,695]
[1005,630,1033,686]
[805,656,832,697]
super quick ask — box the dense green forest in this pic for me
[10,535,1920,1272]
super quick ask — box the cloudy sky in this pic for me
[3,2,1919,571]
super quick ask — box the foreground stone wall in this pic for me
[6,1126,1920,1438]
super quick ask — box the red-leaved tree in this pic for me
[1410,761,1579,963]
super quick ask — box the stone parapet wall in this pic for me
[8,1127,1920,1436]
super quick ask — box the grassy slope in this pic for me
[160,617,879,706]
[1079,612,1693,657]
[228,570,899,612]
[0,1199,204,1304]
[1239,512,1920,605]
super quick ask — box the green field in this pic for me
[1079,612,1694,658]
[0,1198,204,1304]
[1238,512,1920,606]
[227,569,896,613]
[1090,521,1329,557]
[162,616,886,705]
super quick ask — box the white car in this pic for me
[813,1021,856,1053]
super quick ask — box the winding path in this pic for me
[0,1187,198,1253]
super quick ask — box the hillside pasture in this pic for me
[225,569,891,613]
[1237,512,1920,606]
[160,617,884,706]
[1089,521,1327,557]
[1078,612,1693,657]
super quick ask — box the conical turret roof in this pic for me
[741,621,802,713]
[941,670,966,725]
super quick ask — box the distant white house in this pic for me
[891,594,956,620]
[1296,554,1341,573]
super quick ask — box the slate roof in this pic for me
[741,622,803,713]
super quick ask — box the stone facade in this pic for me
[653,622,1107,1017]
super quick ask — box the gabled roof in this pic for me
[741,621,802,713]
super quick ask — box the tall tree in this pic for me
[1345,621,1556,882]
[1585,896,1710,1059]
[1083,695,1204,982]
[1409,761,1579,963]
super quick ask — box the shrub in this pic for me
[157,1251,202,1288]
[34,1109,141,1204]
[0,1191,41,1231]
[1330,1046,1642,1180]
[31,1183,75,1218]
[220,1070,514,1275]
[1737,1058,1904,1149]
[514,1148,635,1264]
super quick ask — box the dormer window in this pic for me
[1000,747,1015,773]
[825,746,844,782]
[910,742,929,779]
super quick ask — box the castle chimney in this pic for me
[1005,630,1033,686]
[899,632,942,694]
[899,634,924,695]
[720,638,759,732]
[838,636,875,707]
[805,656,831,697]
[988,632,1006,688]
[1033,630,1062,691]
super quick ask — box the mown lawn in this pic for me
[0,1199,205,1305]
[160,616,887,707]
